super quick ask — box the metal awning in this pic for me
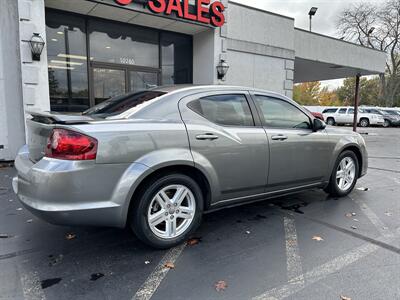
[294,28,387,83]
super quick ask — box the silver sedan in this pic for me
[13,85,368,249]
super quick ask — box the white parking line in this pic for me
[283,217,304,284]
[253,229,398,300]
[253,217,305,300]
[253,201,396,300]
[19,269,46,300]
[133,243,186,300]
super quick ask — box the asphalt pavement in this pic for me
[1,126,399,300]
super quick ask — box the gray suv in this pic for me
[13,86,368,248]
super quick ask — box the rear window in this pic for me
[82,91,166,117]
[322,108,337,113]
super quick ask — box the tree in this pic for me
[294,82,344,106]
[337,0,400,107]
[319,87,342,106]
[336,77,381,106]
[293,81,322,105]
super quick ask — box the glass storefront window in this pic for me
[46,10,193,111]
[129,71,158,93]
[89,20,159,68]
[46,11,89,112]
[161,32,192,85]
[93,68,126,105]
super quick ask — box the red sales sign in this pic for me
[114,0,225,27]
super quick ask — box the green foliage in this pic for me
[335,77,381,106]
[294,77,382,106]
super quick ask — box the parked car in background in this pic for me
[13,86,368,249]
[364,108,400,127]
[322,107,384,127]
[304,107,324,121]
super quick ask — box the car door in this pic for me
[179,90,269,202]
[336,108,348,123]
[251,94,331,191]
[345,108,355,123]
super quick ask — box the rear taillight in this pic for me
[45,128,97,160]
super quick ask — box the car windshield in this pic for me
[379,110,390,115]
[82,91,167,117]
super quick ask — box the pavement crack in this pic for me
[302,216,400,256]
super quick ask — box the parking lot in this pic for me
[1,126,399,300]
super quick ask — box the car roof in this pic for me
[152,84,288,97]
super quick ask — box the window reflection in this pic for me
[89,20,159,68]
[129,71,158,93]
[161,32,192,85]
[46,11,89,112]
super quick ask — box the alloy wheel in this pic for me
[360,119,369,127]
[147,185,196,239]
[336,157,356,191]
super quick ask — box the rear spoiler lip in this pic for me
[26,110,95,125]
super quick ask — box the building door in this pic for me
[91,64,159,106]
[92,66,126,105]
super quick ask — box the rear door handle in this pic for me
[196,133,219,141]
[271,135,288,141]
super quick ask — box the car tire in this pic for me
[325,150,359,197]
[383,119,390,127]
[130,173,203,249]
[359,118,369,127]
[326,117,335,126]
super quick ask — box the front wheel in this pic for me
[326,117,335,126]
[130,173,203,249]
[359,118,369,127]
[325,150,359,197]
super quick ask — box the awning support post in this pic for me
[352,73,361,132]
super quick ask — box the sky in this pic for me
[232,0,385,89]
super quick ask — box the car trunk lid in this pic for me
[26,111,96,162]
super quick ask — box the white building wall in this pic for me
[228,2,294,50]
[18,0,50,119]
[223,2,295,96]
[0,0,25,160]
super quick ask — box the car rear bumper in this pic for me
[13,145,146,228]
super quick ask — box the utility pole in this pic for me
[353,74,361,132]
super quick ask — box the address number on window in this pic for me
[120,57,135,65]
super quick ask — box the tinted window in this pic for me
[255,96,311,129]
[83,91,166,117]
[322,108,337,113]
[338,108,347,114]
[188,94,254,127]
[46,11,89,112]
[348,108,354,114]
[161,32,193,85]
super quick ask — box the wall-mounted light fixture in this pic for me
[29,33,45,61]
[216,59,229,80]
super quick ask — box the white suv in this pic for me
[322,107,384,127]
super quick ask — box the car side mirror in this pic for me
[313,118,326,131]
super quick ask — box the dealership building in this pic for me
[0,0,386,160]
